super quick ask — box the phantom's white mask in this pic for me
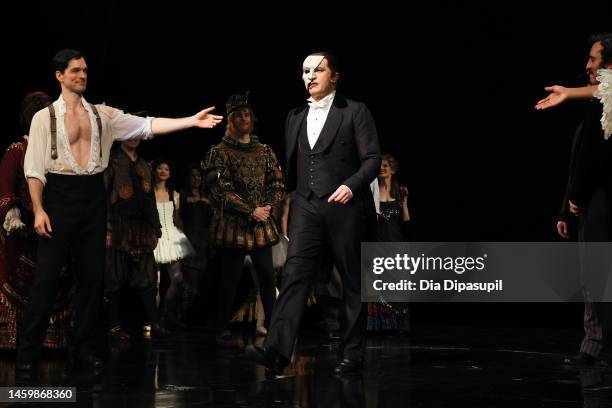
[302,55,325,90]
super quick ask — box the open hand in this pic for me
[535,86,569,110]
[193,107,223,128]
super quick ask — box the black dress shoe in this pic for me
[245,345,289,376]
[328,331,341,341]
[215,331,239,348]
[108,325,131,342]
[334,359,363,374]
[16,359,34,371]
[563,352,598,366]
[151,324,171,339]
[69,352,103,369]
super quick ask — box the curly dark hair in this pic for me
[589,33,612,66]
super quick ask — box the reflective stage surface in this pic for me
[2,325,612,407]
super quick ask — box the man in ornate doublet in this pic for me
[202,92,285,339]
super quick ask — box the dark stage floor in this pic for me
[2,325,612,407]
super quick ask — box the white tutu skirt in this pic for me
[154,201,195,264]
[154,231,194,264]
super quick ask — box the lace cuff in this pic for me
[3,207,25,234]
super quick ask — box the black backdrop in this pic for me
[3,3,612,328]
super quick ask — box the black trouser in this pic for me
[265,191,371,362]
[18,173,105,360]
[108,287,159,328]
[316,259,343,332]
[215,246,276,331]
[578,188,612,359]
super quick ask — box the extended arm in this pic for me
[535,85,598,110]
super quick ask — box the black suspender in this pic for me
[90,104,103,158]
[48,104,58,160]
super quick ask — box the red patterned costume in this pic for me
[0,138,73,349]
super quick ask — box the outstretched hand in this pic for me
[535,86,569,110]
[193,107,223,128]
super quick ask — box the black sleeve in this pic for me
[342,103,382,194]
[558,181,571,222]
[569,101,605,207]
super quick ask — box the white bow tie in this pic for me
[308,98,332,110]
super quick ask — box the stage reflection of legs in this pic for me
[248,334,372,408]
[580,366,612,407]
[106,339,158,406]
[317,373,366,408]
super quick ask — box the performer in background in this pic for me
[537,33,612,366]
[179,164,214,324]
[152,158,194,329]
[105,138,169,342]
[368,154,411,333]
[0,92,73,350]
[202,92,285,343]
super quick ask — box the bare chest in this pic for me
[64,111,92,145]
[63,110,92,168]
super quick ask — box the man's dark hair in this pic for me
[52,49,84,74]
[309,51,341,76]
[589,33,612,65]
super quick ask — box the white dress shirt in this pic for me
[306,91,336,149]
[24,95,154,185]
[370,179,381,215]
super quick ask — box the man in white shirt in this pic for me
[246,52,381,375]
[17,49,222,372]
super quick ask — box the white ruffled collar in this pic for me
[595,69,612,139]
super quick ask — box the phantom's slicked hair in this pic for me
[308,51,340,76]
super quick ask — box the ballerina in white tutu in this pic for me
[152,158,194,328]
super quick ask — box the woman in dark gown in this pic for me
[368,154,412,332]
[179,164,214,323]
